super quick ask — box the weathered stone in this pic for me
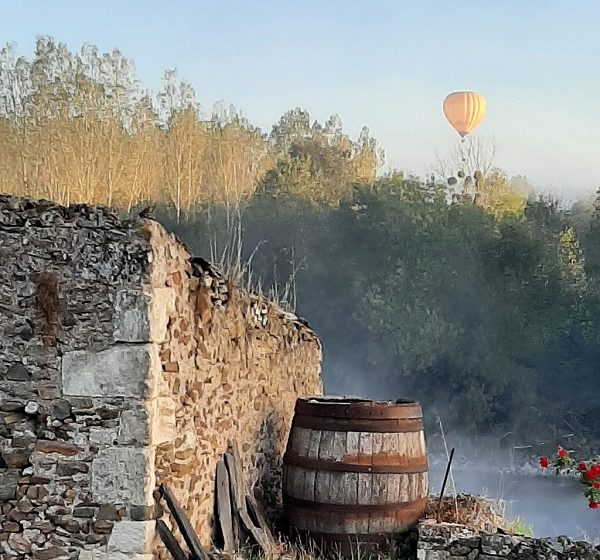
[8,509,27,523]
[8,532,31,553]
[0,470,20,500]
[85,533,107,545]
[51,400,72,420]
[97,504,124,521]
[72,506,96,518]
[113,289,151,343]
[91,447,152,505]
[89,427,118,446]
[35,441,79,456]
[3,521,21,532]
[2,448,30,468]
[107,520,154,553]
[129,503,162,521]
[93,520,114,533]
[33,546,70,559]
[24,401,39,414]
[56,460,89,476]
[4,364,31,381]
[37,383,61,400]
[12,433,36,448]
[0,400,25,412]
[61,345,158,398]
[117,408,149,446]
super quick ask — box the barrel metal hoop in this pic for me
[295,399,422,420]
[284,454,428,474]
[291,415,424,433]
[284,496,428,515]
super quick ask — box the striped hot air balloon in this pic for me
[443,91,486,138]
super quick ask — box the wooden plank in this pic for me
[314,470,331,503]
[291,465,306,499]
[160,484,212,560]
[295,427,312,457]
[156,519,188,560]
[215,459,235,553]
[369,473,388,532]
[346,431,360,457]
[331,431,347,463]
[307,429,322,459]
[318,430,335,460]
[224,443,275,554]
[343,472,359,534]
[246,494,278,551]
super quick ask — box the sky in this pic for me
[2,0,600,199]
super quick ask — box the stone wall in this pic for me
[147,223,322,551]
[417,521,600,560]
[0,196,322,559]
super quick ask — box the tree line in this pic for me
[3,37,600,443]
[0,37,381,217]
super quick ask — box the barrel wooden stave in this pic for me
[283,400,428,550]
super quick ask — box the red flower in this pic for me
[593,482,600,490]
[539,456,549,468]
[557,447,568,459]
[585,469,596,481]
[589,501,599,510]
[592,465,600,477]
[579,462,587,471]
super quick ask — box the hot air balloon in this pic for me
[443,91,486,139]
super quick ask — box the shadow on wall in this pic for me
[254,411,283,516]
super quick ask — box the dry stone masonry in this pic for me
[0,196,322,559]
[417,521,600,560]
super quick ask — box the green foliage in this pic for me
[164,172,600,440]
[507,516,534,537]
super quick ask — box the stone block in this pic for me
[117,408,149,446]
[0,470,20,500]
[113,289,151,343]
[148,397,176,445]
[106,520,154,554]
[62,345,159,398]
[91,447,153,505]
[89,427,118,446]
[149,287,176,343]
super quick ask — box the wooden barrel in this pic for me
[283,397,428,553]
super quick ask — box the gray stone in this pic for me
[51,400,72,420]
[62,345,156,398]
[5,364,31,381]
[113,289,150,343]
[117,408,149,446]
[106,520,154,553]
[24,401,39,414]
[72,507,96,518]
[0,469,20,500]
[91,447,150,505]
[129,503,162,521]
[89,427,118,446]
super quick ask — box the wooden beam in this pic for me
[160,484,213,560]
[216,459,236,553]
[156,519,188,560]
[223,443,276,554]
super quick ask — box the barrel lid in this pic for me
[295,396,422,420]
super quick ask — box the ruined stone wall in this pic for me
[0,196,322,559]
[147,223,323,549]
[416,521,600,559]
[0,197,157,559]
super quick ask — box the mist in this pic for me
[158,153,600,542]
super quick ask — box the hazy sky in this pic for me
[3,1,600,198]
